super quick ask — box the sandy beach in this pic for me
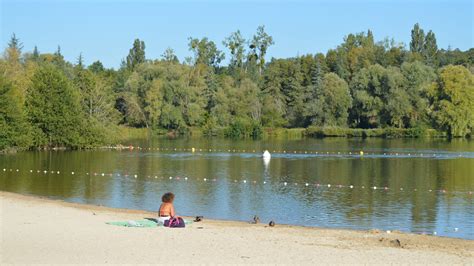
[0,191,472,264]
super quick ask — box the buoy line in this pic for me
[1,167,468,238]
[1,167,473,196]
[93,146,472,159]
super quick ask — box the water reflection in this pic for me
[0,138,473,239]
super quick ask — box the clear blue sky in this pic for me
[1,0,472,68]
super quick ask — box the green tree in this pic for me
[32,46,40,61]
[351,64,415,128]
[143,79,164,128]
[429,65,474,137]
[7,33,23,52]
[54,45,63,60]
[400,62,436,127]
[383,67,411,128]
[121,61,206,130]
[350,64,387,127]
[74,68,119,125]
[2,37,36,107]
[121,71,149,127]
[423,30,438,66]
[250,25,274,75]
[126,39,146,70]
[410,23,425,54]
[223,30,246,74]
[263,58,305,127]
[310,54,325,87]
[203,70,219,112]
[26,65,84,147]
[209,76,233,127]
[76,53,84,68]
[375,38,406,67]
[88,60,105,73]
[0,75,32,150]
[308,73,352,126]
[188,37,225,67]
[438,48,473,68]
[303,55,325,124]
[161,47,179,63]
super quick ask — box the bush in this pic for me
[305,126,445,138]
[224,119,263,139]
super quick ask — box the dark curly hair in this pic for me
[161,192,175,203]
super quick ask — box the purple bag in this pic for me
[164,217,185,228]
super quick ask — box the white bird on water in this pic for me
[262,150,271,159]
[262,150,271,169]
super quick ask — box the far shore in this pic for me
[2,126,466,154]
[0,191,472,264]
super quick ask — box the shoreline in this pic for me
[1,191,473,264]
[2,191,470,239]
[2,126,467,153]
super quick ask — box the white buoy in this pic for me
[262,150,271,159]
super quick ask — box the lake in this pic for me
[1,137,473,239]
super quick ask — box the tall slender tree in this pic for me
[8,33,23,52]
[423,30,438,66]
[126,39,146,70]
[410,23,425,54]
[32,46,39,61]
[223,30,246,70]
[77,53,84,68]
[250,25,274,75]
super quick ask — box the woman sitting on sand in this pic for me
[158,192,176,224]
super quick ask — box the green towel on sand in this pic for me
[106,219,192,227]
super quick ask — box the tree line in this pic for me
[1,24,473,150]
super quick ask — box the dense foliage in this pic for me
[1,24,473,150]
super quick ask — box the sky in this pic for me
[1,0,472,68]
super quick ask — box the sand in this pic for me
[0,191,472,265]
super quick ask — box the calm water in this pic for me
[1,137,473,239]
